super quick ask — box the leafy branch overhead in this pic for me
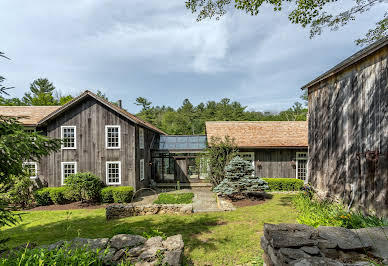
[185,0,387,46]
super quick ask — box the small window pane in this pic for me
[107,162,121,184]
[23,162,37,179]
[62,127,76,148]
[106,126,120,148]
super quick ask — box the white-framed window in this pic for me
[24,127,36,134]
[105,125,121,149]
[296,152,308,182]
[61,126,76,149]
[139,128,144,150]
[239,152,255,176]
[23,162,37,179]
[140,159,145,181]
[61,162,77,185]
[106,161,121,185]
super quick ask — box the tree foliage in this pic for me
[204,136,239,186]
[185,0,387,46]
[136,96,307,135]
[0,52,61,248]
[213,156,269,197]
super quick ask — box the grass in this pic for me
[153,192,194,204]
[3,193,297,266]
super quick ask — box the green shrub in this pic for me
[33,188,53,206]
[213,156,269,198]
[292,193,388,229]
[7,175,34,208]
[64,172,102,202]
[0,243,109,265]
[49,187,69,205]
[261,178,304,191]
[101,187,114,203]
[154,192,194,204]
[112,186,134,203]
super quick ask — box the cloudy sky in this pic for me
[0,1,384,113]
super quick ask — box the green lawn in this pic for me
[154,192,194,204]
[3,193,297,265]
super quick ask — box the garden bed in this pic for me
[230,198,267,208]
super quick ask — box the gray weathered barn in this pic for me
[302,37,388,215]
[205,121,308,180]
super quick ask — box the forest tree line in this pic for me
[1,78,308,135]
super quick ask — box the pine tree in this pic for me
[213,156,269,198]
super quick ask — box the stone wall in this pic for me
[106,204,193,220]
[261,223,388,266]
[6,234,185,266]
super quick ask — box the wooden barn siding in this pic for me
[134,126,158,189]
[241,148,307,178]
[308,46,388,215]
[38,98,139,189]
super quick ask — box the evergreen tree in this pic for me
[213,156,269,198]
[23,78,58,106]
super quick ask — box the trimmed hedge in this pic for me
[261,178,304,191]
[112,186,134,203]
[34,185,134,205]
[101,187,114,203]
[34,187,73,205]
[48,187,70,205]
[33,188,53,206]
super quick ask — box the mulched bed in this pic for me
[230,198,266,208]
[24,202,111,211]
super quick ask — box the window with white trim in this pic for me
[24,127,36,134]
[61,126,76,149]
[296,152,308,181]
[105,125,120,149]
[140,159,145,181]
[23,162,37,179]
[139,128,144,149]
[106,161,121,185]
[61,162,77,185]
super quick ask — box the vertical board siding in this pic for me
[308,47,388,216]
[245,148,308,178]
[38,97,146,189]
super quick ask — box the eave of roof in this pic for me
[301,37,388,90]
[38,90,167,135]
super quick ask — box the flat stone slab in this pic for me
[318,226,372,250]
[264,223,318,248]
[110,234,146,250]
[352,226,388,265]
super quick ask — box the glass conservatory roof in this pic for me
[153,135,207,151]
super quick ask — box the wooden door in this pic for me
[175,158,188,182]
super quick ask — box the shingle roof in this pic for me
[205,121,308,148]
[38,90,167,135]
[0,106,61,126]
[301,36,388,90]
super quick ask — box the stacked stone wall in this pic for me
[261,223,388,265]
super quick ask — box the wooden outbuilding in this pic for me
[302,37,388,215]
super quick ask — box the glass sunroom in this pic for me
[151,135,208,183]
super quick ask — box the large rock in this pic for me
[102,248,116,264]
[290,257,344,266]
[162,250,183,266]
[264,224,318,248]
[318,226,372,250]
[138,246,166,261]
[352,226,388,265]
[110,234,146,250]
[279,248,311,263]
[70,237,109,250]
[144,236,163,248]
[162,234,184,251]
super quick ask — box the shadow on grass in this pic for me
[277,195,295,207]
[3,211,225,258]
